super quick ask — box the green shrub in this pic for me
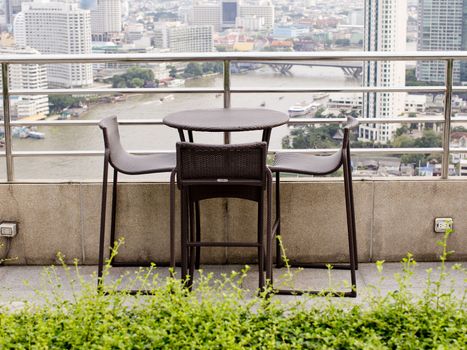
[0,233,465,349]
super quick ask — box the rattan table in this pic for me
[163,107,289,144]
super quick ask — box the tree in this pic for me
[314,107,326,118]
[116,80,127,89]
[395,125,409,137]
[283,124,340,149]
[393,129,442,165]
[392,134,413,148]
[130,77,144,88]
[408,112,418,132]
[200,62,223,74]
[111,67,155,88]
[184,63,203,77]
[49,95,84,113]
[414,129,441,148]
[168,65,177,78]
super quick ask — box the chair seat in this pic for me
[111,152,175,175]
[270,150,343,175]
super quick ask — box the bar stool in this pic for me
[97,116,175,292]
[175,141,273,290]
[270,116,359,297]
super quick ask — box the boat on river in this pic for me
[12,126,45,139]
[288,101,314,117]
[28,131,45,139]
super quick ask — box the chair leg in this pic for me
[109,169,118,263]
[346,155,358,270]
[189,199,196,285]
[195,201,201,270]
[275,172,283,268]
[343,154,357,296]
[266,171,273,286]
[97,154,109,291]
[169,170,176,274]
[181,190,189,287]
[257,194,265,290]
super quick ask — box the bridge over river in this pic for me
[244,61,363,79]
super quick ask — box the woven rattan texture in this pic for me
[176,142,267,182]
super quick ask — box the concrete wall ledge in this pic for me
[0,179,466,265]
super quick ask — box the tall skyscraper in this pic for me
[90,0,122,41]
[0,46,49,118]
[360,0,407,144]
[417,0,466,83]
[14,1,93,88]
[4,0,28,25]
[221,0,238,30]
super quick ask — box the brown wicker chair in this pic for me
[174,141,273,290]
[97,116,175,293]
[270,116,359,297]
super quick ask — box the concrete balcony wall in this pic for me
[0,180,466,265]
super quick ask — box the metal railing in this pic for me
[1,51,467,182]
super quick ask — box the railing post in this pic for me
[223,59,231,144]
[2,63,14,182]
[441,59,453,179]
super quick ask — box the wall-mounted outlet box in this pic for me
[434,218,453,233]
[0,222,17,237]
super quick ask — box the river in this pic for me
[8,65,359,180]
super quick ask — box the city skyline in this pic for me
[0,0,466,154]
[1,0,467,178]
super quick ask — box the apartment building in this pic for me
[90,0,122,41]
[417,0,466,83]
[0,46,49,118]
[361,0,407,144]
[154,25,213,53]
[14,1,93,88]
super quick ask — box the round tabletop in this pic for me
[163,108,289,132]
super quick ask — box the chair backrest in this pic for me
[176,142,267,188]
[98,116,127,163]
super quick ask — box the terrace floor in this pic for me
[0,262,465,308]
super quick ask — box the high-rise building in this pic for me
[14,1,93,88]
[239,2,274,29]
[153,25,213,53]
[221,0,238,30]
[192,0,274,32]
[90,0,122,41]
[0,46,49,118]
[4,0,28,25]
[360,0,407,144]
[192,4,221,31]
[417,0,466,83]
[236,15,265,31]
